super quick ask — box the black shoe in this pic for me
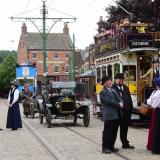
[0,128,3,131]
[122,144,135,149]
[110,147,119,152]
[102,149,111,154]
[11,128,17,131]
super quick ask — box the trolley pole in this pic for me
[42,1,46,86]
[73,34,75,93]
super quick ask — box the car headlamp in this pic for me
[55,102,61,108]
[75,102,80,108]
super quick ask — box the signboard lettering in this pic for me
[22,67,29,76]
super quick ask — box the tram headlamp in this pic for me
[55,102,61,108]
[75,102,81,108]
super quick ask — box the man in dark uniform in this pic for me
[100,76,123,154]
[42,83,46,95]
[22,84,33,113]
[112,73,134,149]
[141,59,160,86]
[46,78,55,95]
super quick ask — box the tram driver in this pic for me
[140,59,160,86]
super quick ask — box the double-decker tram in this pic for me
[91,23,160,119]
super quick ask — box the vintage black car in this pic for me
[39,81,90,128]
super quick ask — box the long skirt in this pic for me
[6,101,22,129]
[152,108,160,154]
[146,109,155,149]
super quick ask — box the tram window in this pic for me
[107,65,112,80]
[97,67,101,83]
[114,63,120,78]
[102,66,106,77]
[123,65,136,81]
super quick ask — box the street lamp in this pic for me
[91,63,95,104]
[152,0,155,26]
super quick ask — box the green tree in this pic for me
[0,54,16,91]
[0,50,17,63]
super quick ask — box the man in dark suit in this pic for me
[100,76,123,154]
[112,73,134,149]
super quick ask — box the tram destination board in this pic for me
[126,33,154,48]
[95,35,124,57]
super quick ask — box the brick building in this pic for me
[17,23,73,89]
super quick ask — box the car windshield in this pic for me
[51,81,76,88]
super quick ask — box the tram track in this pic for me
[52,120,131,160]
[3,100,58,160]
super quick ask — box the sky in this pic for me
[0,0,114,51]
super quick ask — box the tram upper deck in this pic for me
[90,25,160,107]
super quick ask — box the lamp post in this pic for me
[91,63,95,104]
[152,0,155,26]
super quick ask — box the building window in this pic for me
[65,66,69,73]
[55,66,59,73]
[46,52,48,59]
[54,53,59,59]
[46,66,48,73]
[65,53,70,59]
[33,53,37,59]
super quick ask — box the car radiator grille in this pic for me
[61,102,74,111]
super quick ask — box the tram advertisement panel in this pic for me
[126,33,154,48]
[95,35,124,57]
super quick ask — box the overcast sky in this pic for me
[0,0,114,51]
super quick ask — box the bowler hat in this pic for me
[9,81,19,87]
[101,76,111,85]
[49,78,54,81]
[153,59,159,64]
[114,73,124,79]
[154,77,160,88]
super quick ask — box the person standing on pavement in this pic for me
[146,86,160,150]
[0,100,3,131]
[140,60,160,86]
[100,76,123,154]
[149,77,160,154]
[112,73,135,149]
[6,81,22,131]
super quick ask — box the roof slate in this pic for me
[24,32,72,50]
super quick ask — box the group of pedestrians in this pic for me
[100,73,134,154]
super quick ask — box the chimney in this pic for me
[63,24,69,35]
[21,23,27,34]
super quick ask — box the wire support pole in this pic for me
[73,33,75,93]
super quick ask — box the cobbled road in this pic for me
[1,99,160,160]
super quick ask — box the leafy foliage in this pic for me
[0,54,16,91]
[0,50,17,63]
[105,0,160,24]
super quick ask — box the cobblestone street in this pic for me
[1,100,160,160]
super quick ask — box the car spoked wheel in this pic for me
[83,107,90,127]
[46,108,52,128]
[30,104,35,119]
[73,115,77,123]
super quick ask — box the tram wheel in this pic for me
[83,107,90,127]
[46,108,52,128]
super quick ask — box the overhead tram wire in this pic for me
[75,0,96,17]
[46,7,76,18]
[9,0,31,50]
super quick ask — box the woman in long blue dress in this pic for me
[6,81,22,130]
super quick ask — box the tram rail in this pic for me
[3,100,58,160]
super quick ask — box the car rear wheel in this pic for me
[30,105,35,119]
[39,114,43,124]
[46,108,52,128]
[73,115,77,123]
[83,107,90,127]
